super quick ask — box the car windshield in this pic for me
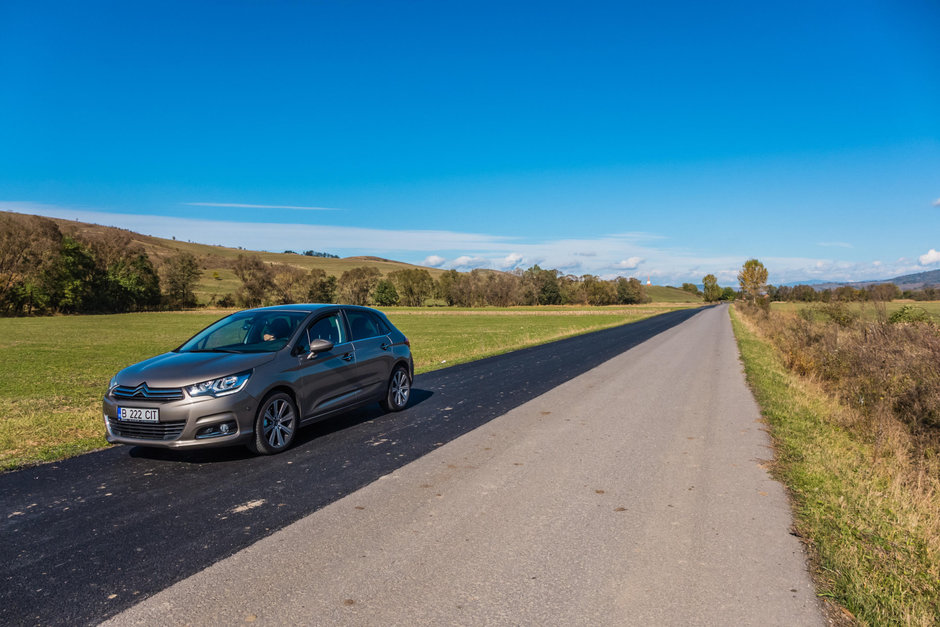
[176,310,309,354]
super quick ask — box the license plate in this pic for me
[117,407,159,422]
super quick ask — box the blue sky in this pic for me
[1,0,938,286]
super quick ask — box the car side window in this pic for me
[346,310,383,340]
[298,314,345,352]
[370,312,392,335]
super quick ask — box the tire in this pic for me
[249,392,298,455]
[380,365,411,412]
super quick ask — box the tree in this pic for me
[372,279,400,306]
[52,237,101,313]
[232,254,273,308]
[271,263,307,304]
[737,259,768,303]
[388,268,434,306]
[616,277,649,304]
[337,266,381,305]
[681,282,701,296]
[522,265,561,305]
[581,275,615,305]
[720,286,736,301]
[104,253,161,311]
[868,283,901,302]
[834,285,861,302]
[0,213,63,314]
[306,269,336,303]
[162,252,203,309]
[483,272,520,307]
[702,274,721,303]
[791,284,816,302]
[435,270,461,306]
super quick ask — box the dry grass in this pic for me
[732,305,940,624]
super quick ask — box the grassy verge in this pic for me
[0,304,694,471]
[729,306,940,625]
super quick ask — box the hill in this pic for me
[647,285,703,303]
[810,268,940,292]
[3,210,697,307]
[16,212,446,303]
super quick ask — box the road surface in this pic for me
[103,304,823,625]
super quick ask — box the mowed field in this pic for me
[772,300,940,322]
[0,303,696,470]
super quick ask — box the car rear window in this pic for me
[346,310,387,340]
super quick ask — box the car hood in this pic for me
[115,351,277,389]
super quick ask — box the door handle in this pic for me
[380,343,390,351]
[341,352,354,362]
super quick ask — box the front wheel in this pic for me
[380,365,411,412]
[249,392,298,455]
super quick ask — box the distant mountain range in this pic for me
[793,269,940,291]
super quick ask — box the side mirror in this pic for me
[305,338,334,359]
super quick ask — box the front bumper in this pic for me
[102,390,258,449]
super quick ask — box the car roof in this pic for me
[245,304,377,314]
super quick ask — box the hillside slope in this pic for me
[27,212,446,303]
[647,285,703,303]
[5,210,690,306]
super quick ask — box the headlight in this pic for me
[108,377,118,394]
[187,371,251,398]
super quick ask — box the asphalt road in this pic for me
[103,303,823,626]
[1,306,704,626]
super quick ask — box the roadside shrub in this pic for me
[738,303,940,435]
[797,306,817,322]
[889,305,932,325]
[817,302,859,328]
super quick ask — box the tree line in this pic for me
[223,257,652,309]
[711,258,923,305]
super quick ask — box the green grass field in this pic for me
[0,303,696,470]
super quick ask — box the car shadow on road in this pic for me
[127,388,434,465]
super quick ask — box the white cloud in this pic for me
[614,256,643,270]
[451,255,490,270]
[933,198,940,207]
[918,249,940,266]
[422,255,446,267]
[184,202,340,211]
[496,252,524,269]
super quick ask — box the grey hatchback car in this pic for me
[103,304,413,455]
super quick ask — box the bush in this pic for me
[217,293,236,308]
[817,302,859,328]
[889,304,931,324]
[738,303,940,433]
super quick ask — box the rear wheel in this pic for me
[249,392,298,455]
[380,365,411,412]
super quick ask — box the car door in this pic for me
[293,311,359,419]
[343,308,395,399]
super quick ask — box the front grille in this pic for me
[108,418,186,441]
[112,384,184,402]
